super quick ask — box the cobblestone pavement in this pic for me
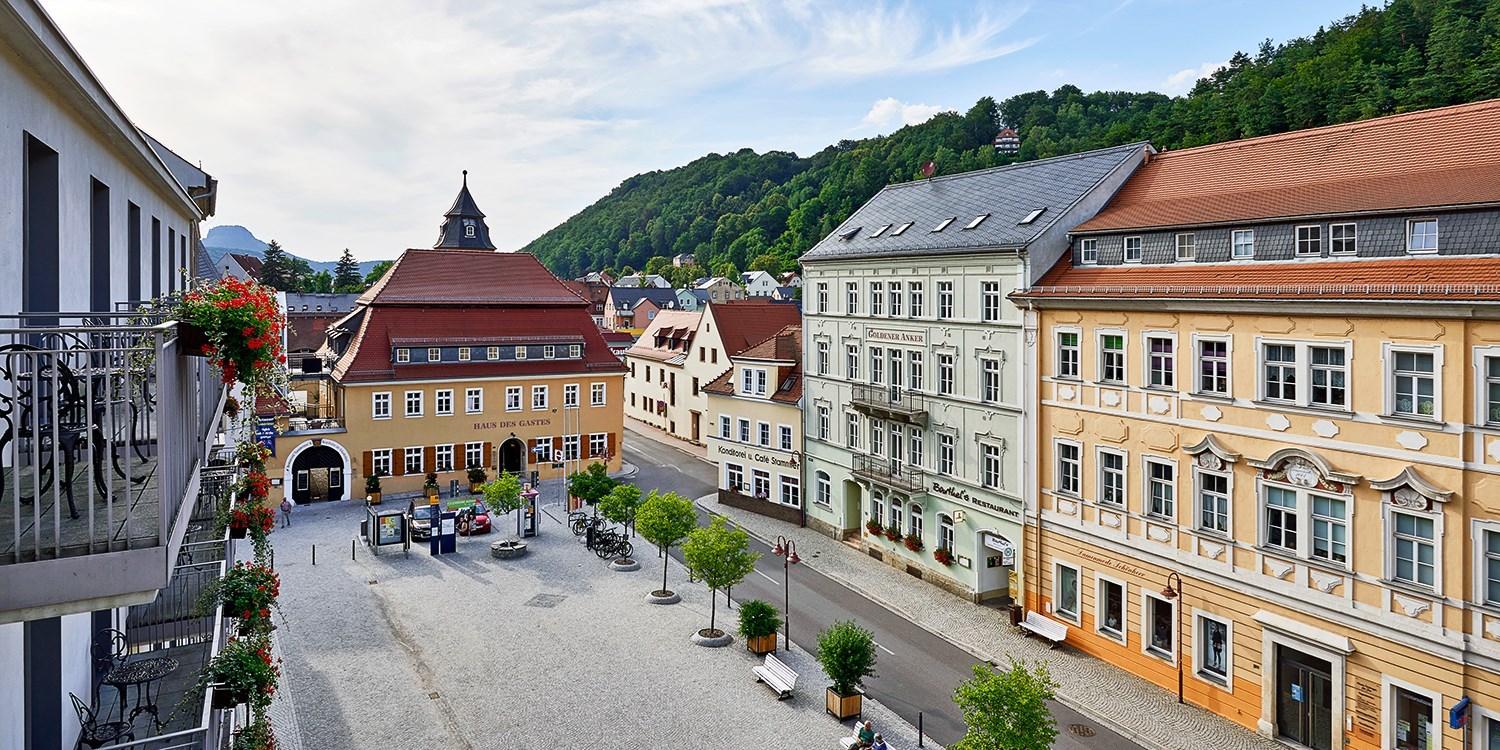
[266,499,936,749]
[696,500,1283,750]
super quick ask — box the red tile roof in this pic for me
[702,326,803,404]
[227,253,263,277]
[710,299,802,357]
[624,310,702,362]
[357,249,586,306]
[1017,252,1500,302]
[1073,99,1500,232]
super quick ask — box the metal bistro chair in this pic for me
[90,628,129,702]
[70,693,134,749]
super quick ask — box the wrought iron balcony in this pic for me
[850,384,928,426]
[0,314,226,620]
[852,453,927,495]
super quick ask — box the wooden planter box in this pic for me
[825,688,862,719]
[745,633,778,654]
[367,492,381,505]
[229,525,247,539]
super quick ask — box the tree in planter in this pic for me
[951,658,1059,750]
[816,619,877,718]
[466,465,488,493]
[598,483,644,540]
[636,490,698,599]
[737,599,782,654]
[365,474,382,503]
[481,471,528,541]
[567,461,616,514]
[681,517,760,637]
[423,472,440,498]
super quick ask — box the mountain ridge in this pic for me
[204,225,388,277]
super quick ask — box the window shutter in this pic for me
[529,438,539,460]
[393,454,405,477]
[362,451,373,476]
[423,446,436,474]
[606,432,616,458]
[481,442,493,469]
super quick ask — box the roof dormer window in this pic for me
[891,222,914,236]
[870,224,892,238]
[1019,208,1046,225]
[932,217,956,232]
[463,219,477,238]
[839,227,861,240]
[964,214,990,230]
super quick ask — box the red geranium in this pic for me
[175,276,284,387]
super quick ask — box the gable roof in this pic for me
[802,142,1148,262]
[226,253,263,277]
[708,299,802,357]
[1074,99,1500,233]
[624,309,703,363]
[355,250,581,306]
[608,287,680,311]
[703,324,802,404]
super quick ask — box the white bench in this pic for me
[838,736,860,750]
[752,652,798,699]
[1018,610,1068,647]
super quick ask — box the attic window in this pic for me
[891,222,914,236]
[932,217,956,232]
[1019,208,1046,225]
[779,376,798,393]
[963,214,990,230]
[839,227,862,240]
[870,224,892,238]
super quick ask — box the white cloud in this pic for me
[861,98,946,130]
[1163,61,1229,95]
[44,0,1032,261]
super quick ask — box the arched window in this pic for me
[815,472,831,506]
[888,498,902,533]
[909,504,923,540]
[463,220,477,238]
[871,491,884,524]
[938,514,954,551]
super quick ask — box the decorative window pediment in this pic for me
[1184,434,1239,471]
[1369,465,1451,510]
[1248,448,1359,492]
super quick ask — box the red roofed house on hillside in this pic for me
[1016,99,1500,748]
[261,174,626,503]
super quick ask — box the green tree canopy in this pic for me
[598,483,643,529]
[363,260,395,288]
[681,516,759,634]
[333,249,362,292]
[257,240,297,291]
[635,490,698,597]
[303,270,333,293]
[951,659,1059,750]
[567,462,616,509]
[481,471,527,540]
[815,620,878,697]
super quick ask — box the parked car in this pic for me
[407,502,437,540]
[458,502,491,535]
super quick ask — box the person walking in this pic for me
[280,498,293,528]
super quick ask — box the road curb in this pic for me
[693,495,1178,750]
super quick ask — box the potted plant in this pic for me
[865,520,883,536]
[237,443,270,473]
[216,562,281,634]
[423,472,440,500]
[204,635,279,709]
[230,717,276,750]
[816,620,877,720]
[933,547,956,566]
[466,465,487,494]
[227,503,273,540]
[225,395,240,419]
[738,599,782,654]
[365,474,382,505]
[904,535,925,553]
[173,276,285,386]
[884,526,903,543]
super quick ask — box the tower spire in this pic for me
[434,171,496,250]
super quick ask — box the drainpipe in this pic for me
[1022,297,1041,613]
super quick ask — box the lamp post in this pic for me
[772,535,800,647]
[1160,571,1184,704]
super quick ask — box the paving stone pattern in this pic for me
[265,501,935,749]
[701,499,1284,750]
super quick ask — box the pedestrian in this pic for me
[279,498,293,528]
[870,734,888,750]
[857,720,875,748]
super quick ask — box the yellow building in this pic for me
[263,179,626,502]
[1018,101,1500,750]
[703,325,804,523]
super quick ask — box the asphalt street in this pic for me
[615,431,1145,750]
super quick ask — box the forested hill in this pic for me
[524,0,1500,281]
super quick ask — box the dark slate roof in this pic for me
[434,171,497,250]
[609,287,680,311]
[801,142,1148,262]
[194,240,220,281]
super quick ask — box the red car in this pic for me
[458,502,491,535]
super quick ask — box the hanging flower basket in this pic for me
[173,276,285,387]
[176,322,211,357]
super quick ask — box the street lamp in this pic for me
[772,535,800,647]
[1160,571,1184,704]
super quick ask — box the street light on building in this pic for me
[1160,571,1184,704]
[772,535,800,646]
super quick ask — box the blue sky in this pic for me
[50,0,1368,261]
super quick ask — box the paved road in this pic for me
[617,432,1143,750]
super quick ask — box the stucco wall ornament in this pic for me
[1390,487,1431,512]
[1196,453,1224,471]
[1392,593,1431,618]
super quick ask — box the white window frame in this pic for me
[1123,236,1142,263]
[1141,589,1176,662]
[816,282,828,313]
[372,449,392,476]
[908,282,924,317]
[779,474,801,507]
[816,339,829,376]
[563,434,580,461]
[515,346,527,360]
[1329,222,1357,255]
[591,382,606,407]
[1381,675,1444,750]
[404,446,423,475]
[1231,229,1254,259]
[815,472,832,507]
[395,348,410,363]
[1194,335,1232,396]
[738,418,752,444]
[1295,225,1322,256]
[506,386,522,412]
[1098,330,1126,384]
[1143,457,1176,520]
[531,385,548,410]
[846,412,860,449]
[563,383,579,408]
[1097,447,1127,508]
[405,390,423,418]
[938,433,955,476]
[778,424,793,452]
[1175,232,1195,261]
[816,405,830,441]
[980,281,1001,322]
[1257,479,1354,571]
[1476,521,1500,609]
[1386,504,1440,591]
[719,415,732,440]
[726,463,744,493]
[571,345,582,358]
[908,426,923,468]
[869,281,884,315]
[1256,339,1355,411]
[427,347,441,362]
[1192,610,1233,690]
[458,347,471,362]
[1079,238,1098,265]
[869,346,884,385]
[372,392,392,420]
[1055,439,1081,497]
[1194,465,1232,537]
[1055,328,1080,379]
[1385,343,1442,421]
[465,442,483,469]
[888,281,903,317]
[544,345,556,359]
[1407,218,1439,254]
[937,353,955,395]
[908,350,924,392]
[435,389,454,417]
[1144,333,1176,389]
[1095,574,1128,645]
[937,514,953,551]
[908,503,922,539]
[937,281,954,319]
[1052,560,1081,624]
[981,442,1002,490]
[589,433,607,457]
[435,444,454,473]
[846,344,860,380]
[980,357,1002,403]
[486,346,499,360]
[465,387,483,414]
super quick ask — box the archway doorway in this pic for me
[499,438,526,476]
[841,479,863,538]
[290,445,344,503]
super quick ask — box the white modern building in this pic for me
[741,270,779,297]
[799,143,1149,603]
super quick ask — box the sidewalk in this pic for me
[624,424,1279,750]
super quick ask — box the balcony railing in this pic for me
[852,453,927,495]
[850,384,928,426]
[0,314,225,618]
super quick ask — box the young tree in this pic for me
[566,461,616,513]
[635,491,698,598]
[481,471,527,540]
[257,240,296,290]
[681,516,759,635]
[816,620,878,698]
[598,483,643,534]
[951,659,1059,750]
[363,260,395,288]
[304,270,333,293]
[333,249,362,291]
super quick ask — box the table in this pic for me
[102,655,178,729]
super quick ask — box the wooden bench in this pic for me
[1018,610,1068,647]
[752,653,798,699]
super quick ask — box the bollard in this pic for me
[352,538,356,560]
[918,711,924,747]
[312,544,317,566]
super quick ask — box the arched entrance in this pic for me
[282,438,352,504]
[499,438,526,476]
[290,445,344,503]
[841,479,863,536]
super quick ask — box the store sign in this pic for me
[866,328,927,347]
[715,444,800,469]
[930,481,1022,520]
[256,419,277,454]
[1078,549,1149,579]
[475,418,552,430]
[983,535,1015,566]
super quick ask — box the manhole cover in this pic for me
[367,580,377,585]
[1067,724,1096,737]
[524,593,567,608]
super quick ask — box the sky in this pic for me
[48,0,1370,262]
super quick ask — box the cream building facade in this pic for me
[704,325,804,522]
